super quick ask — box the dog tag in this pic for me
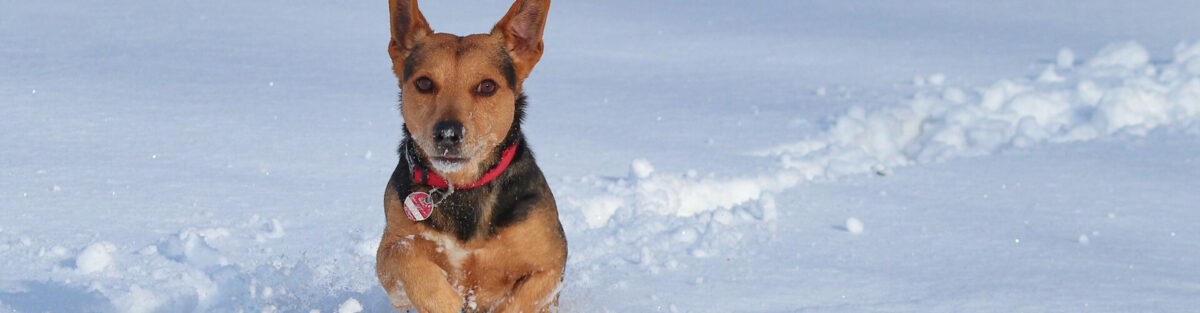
[403,192,435,221]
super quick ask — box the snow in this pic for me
[844,218,865,235]
[759,40,1200,178]
[157,229,231,269]
[1057,48,1076,69]
[337,298,363,313]
[75,242,116,275]
[3,0,1200,312]
[112,285,159,313]
[628,158,655,179]
[430,158,466,174]
[1087,41,1151,70]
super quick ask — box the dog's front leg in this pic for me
[492,268,564,313]
[377,236,463,313]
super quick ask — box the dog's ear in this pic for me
[492,0,550,83]
[389,0,433,79]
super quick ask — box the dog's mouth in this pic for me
[429,155,470,174]
[432,147,469,162]
[433,155,469,164]
[421,140,488,174]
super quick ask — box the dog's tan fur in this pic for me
[378,187,565,313]
[375,1,564,312]
[397,32,521,185]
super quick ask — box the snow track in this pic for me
[556,43,1200,310]
[569,41,1200,226]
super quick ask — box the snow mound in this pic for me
[845,217,865,235]
[567,158,799,227]
[337,298,363,313]
[158,229,230,269]
[1087,41,1150,69]
[113,285,161,313]
[571,41,1200,227]
[629,158,655,179]
[1057,48,1076,69]
[76,241,117,274]
[769,41,1200,173]
[1,222,390,313]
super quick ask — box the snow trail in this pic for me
[568,41,1200,227]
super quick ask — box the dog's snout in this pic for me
[432,121,465,147]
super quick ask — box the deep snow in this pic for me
[3,1,1200,312]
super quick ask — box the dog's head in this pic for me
[389,0,549,185]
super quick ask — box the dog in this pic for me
[374,0,566,312]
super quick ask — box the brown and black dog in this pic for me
[375,0,566,312]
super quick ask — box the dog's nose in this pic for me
[432,121,465,147]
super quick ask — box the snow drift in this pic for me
[571,41,1200,227]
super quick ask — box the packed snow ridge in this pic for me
[575,41,1200,226]
[773,41,1200,171]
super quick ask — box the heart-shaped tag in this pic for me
[403,192,435,221]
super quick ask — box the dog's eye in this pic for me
[414,77,435,94]
[475,79,498,97]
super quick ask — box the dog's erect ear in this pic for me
[492,0,550,83]
[389,0,433,79]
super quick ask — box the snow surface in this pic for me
[3,0,1200,312]
[75,242,116,275]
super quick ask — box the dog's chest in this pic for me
[419,231,472,270]
[412,184,503,241]
[418,231,524,308]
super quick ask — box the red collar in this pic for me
[411,140,519,190]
